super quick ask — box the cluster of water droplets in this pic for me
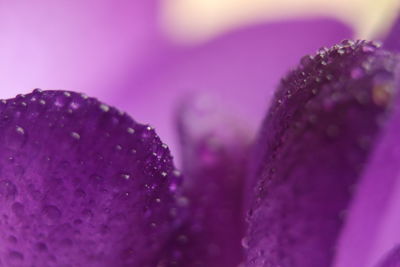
[0,89,185,266]
[244,40,400,266]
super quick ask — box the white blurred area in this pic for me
[162,0,400,43]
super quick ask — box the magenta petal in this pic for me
[0,90,182,266]
[333,69,400,266]
[374,245,400,267]
[384,15,400,52]
[159,95,249,266]
[244,41,400,266]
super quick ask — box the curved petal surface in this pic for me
[334,73,400,267]
[244,40,400,267]
[0,90,182,267]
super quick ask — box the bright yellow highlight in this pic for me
[162,0,399,44]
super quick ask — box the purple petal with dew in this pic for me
[106,18,352,157]
[374,245,400,267]
[334,74,400,267]
[158,95,250,266]
[384,15,400,52]
[0,90,183,267]
[244,40,400,267]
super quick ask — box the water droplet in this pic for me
[340,39,355,46]
[241,237,250,249]
[71,132,80,140]
[100,104,110,112]
[69,102,79,110]
[63,92,71,97]
[120,173,131,180]
[362,45,375,53]
[115,144,122,151]
[127,127,135,134]
[161,172,167,177]
[337,48,345,55]
[15,126,25,135]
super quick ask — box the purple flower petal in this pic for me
[374,245,400,267]
[158,95,250,266]
[244,40,400,266]
[0,90,182,266]
[384,15,400,52]
[333,66,400,267]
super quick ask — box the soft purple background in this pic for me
[0,0,353,157]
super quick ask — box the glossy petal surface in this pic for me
[245,41,400,267]
[0,90,182,267]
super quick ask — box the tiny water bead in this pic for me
[0,90,184,266]
[15,126,25,135]
[127,127,135,134]
[99,104,110,112]
[70,131,81,140]
[120,173,131,180]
